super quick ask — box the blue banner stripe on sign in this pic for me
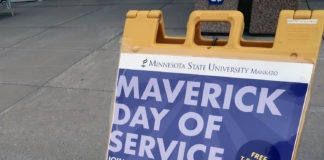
[108,68,308,160]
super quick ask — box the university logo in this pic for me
[141,58,148,68]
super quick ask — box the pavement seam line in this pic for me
[0,49,99,118]
[3,29,49,49]
[1,6,104,49]
[41,85,113,93]
[52,6,106,27]
[0,82,113,93]
[0,30,122,116]
[0,85,112,118]
[41,31,122,90]
[0,82,39,88]
[0,86,38,118]
[40,30,122,86]
[98,31,123,50]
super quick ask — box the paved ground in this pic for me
[0,0,323,160]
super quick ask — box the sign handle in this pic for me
[185,11,244,49]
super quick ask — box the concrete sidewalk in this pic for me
[0,0,323,160]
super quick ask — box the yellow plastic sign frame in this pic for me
[107,10,324,160]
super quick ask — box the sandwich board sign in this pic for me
[106,10,324,160]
